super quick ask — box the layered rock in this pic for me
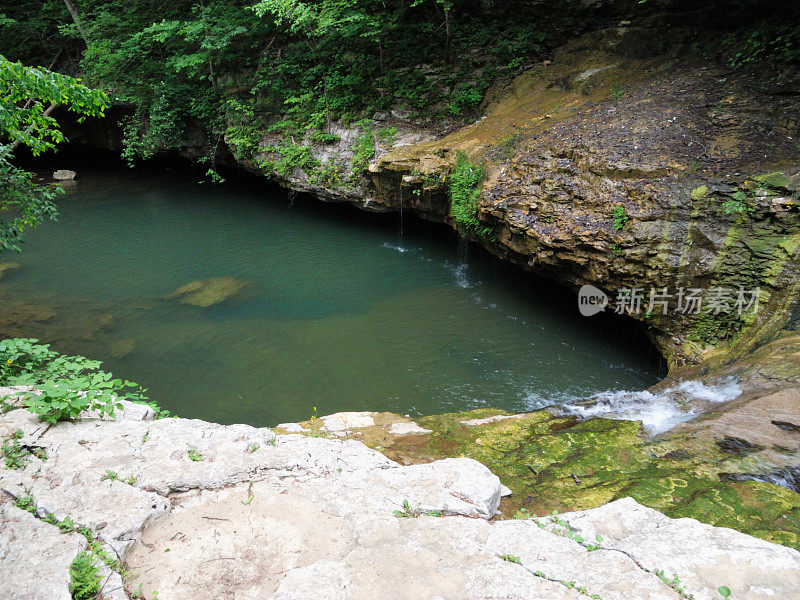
[363,30,800,368]
[2,397,799,600]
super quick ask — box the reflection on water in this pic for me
[0,162,662,426]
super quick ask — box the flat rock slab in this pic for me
[1,403,799,600]
[0,500,87,600]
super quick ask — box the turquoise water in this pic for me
[0,162,661,426]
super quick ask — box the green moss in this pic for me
[690,185,708,201]
[754,172,795,192]
[407,408,800,550]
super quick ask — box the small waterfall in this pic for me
[397,184,405,249]
[457,235,469,263]
[455,234,470,288]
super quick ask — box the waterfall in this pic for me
[397,182,405,249]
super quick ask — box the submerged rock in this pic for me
[166,276,249,307]
[0,262,20,280]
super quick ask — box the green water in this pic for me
[0,163,661,426]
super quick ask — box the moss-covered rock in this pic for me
[364,408,800,550]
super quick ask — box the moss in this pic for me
[754,172,795,192]
[392,408,800,550]
[690,185,708,201]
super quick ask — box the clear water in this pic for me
[0,161,662,426]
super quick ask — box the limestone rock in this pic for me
[2,407,799,600]
[321,411,375,432]
[0,501,86,600]
[388,421,432,435]
[52,169,77,180]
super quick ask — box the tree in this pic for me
[0,54,108,253]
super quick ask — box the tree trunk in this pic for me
[63,0,89,44]
[9,104,57,153]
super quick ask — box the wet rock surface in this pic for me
[361,30,800,369]
[166,276,249,307]
[2,397,799,600]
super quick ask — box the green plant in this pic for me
[242,480,255,505]
[500,554,521,563]
[376,126,399,147]
[513,507,531,519]
[449,152,491,238]
[392,499,440,518]
[187,445,204,461]
[653,569,694,599]
[0,55,107,254]
[610,83,626,103]
[447,83,484,115]
[0,338,148,425]
[2,429,27,469]
[351,126,376,172]
[69,552,101,600]
[721,191,752,216]
[612,205,629,230]
[718,586,732,599]
[14,494,37,514]
[394,499,417,518]
[100,469,134,484]
[248,442,260,453]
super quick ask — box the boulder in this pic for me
[52,169,77,180]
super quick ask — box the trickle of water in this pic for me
[398,185,405,249]
[457,235,469,264]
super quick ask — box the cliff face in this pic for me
[358,27,800,370]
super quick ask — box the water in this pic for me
[559,379,741,434]
[0,161,662,426]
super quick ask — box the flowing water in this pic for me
[0,161,663,426]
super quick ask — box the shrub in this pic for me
[449,152,491,238]
[0,338,148,424]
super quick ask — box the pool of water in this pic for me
[0,161,662,426]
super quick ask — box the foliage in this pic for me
[499,554,521,563]
[2,429,27,468]
[448,152,490,237]
[0,153,61,253]
[351,125,376,171]
[612,205,629,230]
[69,552,101,600]
[0,55,107,254]
[727,21,800,67]
[1,0,561,173]
[0,338,148,424]
[609,82,626,103]
[393,498,441,518]
[187,445,205,461]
